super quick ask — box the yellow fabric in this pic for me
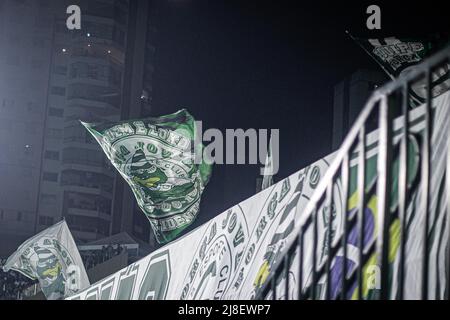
[132,176,161,188]
[254,260,271,289]
[347,189,401,299]
[42,262,62,278]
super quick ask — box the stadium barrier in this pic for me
[256,46,450,300]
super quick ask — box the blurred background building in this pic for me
[0,0,161,258]
[332,69,388,150]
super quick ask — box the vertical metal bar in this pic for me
[298,232,304,300]
[311,207,318,300]
[357,126,366,300]
[272,275,277,300]
[421,70,432,300]
[341,154,350,300]
[446,117,450,301]
[377,95,394,300]
[445,54,450,301]
[284,254,290,300]
[398,84,410,300]
[325,182,334,299]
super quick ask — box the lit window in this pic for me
[24,144,32,155]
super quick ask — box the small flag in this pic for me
[351,35,450,107]
[81,109,213,244]
[2,220,90,300]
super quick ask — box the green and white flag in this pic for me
[354,36,450,107]
[2,220,90,300]
[81,109,212,244]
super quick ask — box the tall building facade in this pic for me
[0,0,58,256]
[332,69,388,150]
[0,0,159,256]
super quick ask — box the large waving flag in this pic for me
[2,220,90,300]
[82,109,212,244]
[352,35,450,107]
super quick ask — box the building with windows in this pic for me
[0,0,159,257]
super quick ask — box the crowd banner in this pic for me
[68,91,449,300]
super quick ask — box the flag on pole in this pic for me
[81,109,213,244]
[351,35,450,107]
[261,134,274,190]
[2,220,90,300]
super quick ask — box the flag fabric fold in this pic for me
[352,36,450,108]
[2,220,90,300]
[81,109,212,244]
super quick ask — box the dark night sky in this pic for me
[148,0,449,229]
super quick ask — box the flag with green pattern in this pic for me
[353,36,450,108]
[81,109,212,244]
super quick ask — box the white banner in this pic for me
[67,153,338,300]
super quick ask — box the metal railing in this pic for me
[256,46,450,300]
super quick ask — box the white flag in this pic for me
[2,220,90,299]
